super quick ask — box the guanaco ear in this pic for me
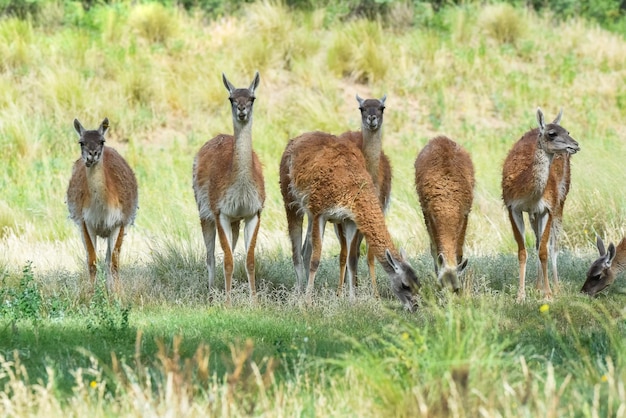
[606,243,617,267]
[385,249,402,274]
[222,73,235,94]
[73,118,85,136]
[553,108,563,125]
[596,235,606,256]
[437,253,446,270]
[249,71,260,94]
[98,118,109,137]
[380,94,387,106]
[356,94,365,107]
[536,107,546,134]
[457,258,469,275]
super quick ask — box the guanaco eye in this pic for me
[547,131,557,139]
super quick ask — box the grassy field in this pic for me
[1,1,626,416]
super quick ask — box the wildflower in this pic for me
[539,304,550,313]
[90,380,98,389]
[401,332,410,340]
[601,375,608,382]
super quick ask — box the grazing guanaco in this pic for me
[414,136,474,292]
[581,236,626,296]
[279,131,420,310]
[66,118,138,292]
[335,95,392,297]
[192,72,265,302]
[501,108,580,301]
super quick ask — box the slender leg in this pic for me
[306,215,325,304]
[217,213,234,305]
[286,207,305,291]
[366,241,379,297]
[200,218,217,292]
[343,220,358,302]
[302,216,313,283]
[231,220,241,250]
[243,213,261,299]
[81,222,98,286]
[549,229,559,291]
[537,212,552,300]
[110,224,125,293]
[104,226,122,293]
[334,223,347,296]
[508,208,527,302]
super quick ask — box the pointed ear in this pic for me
[380,94,387,106]
[249,71,260,94]
[98,118,109,136]
[597,235,606,256]
[385,249,402,274]
[400,248,407,260]
[222,73,235,94]
[553,108,563,125]
[73,118,85,136]
[457,258,469,274]
[437,253,446,270]
[607,243,617,266]
[356,94,365,107]
[536,107,546,134]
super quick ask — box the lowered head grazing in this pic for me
[581,236,626,297]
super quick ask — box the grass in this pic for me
[1,1,626,416]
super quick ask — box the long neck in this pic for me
[351,190,398,263]
[530,140,553,198]
[612,238,626,275]
[231,115,254,180]
[361,126,382,187]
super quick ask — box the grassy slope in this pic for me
[0,2,626,417]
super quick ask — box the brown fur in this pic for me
[66,118,138,292]
[192,72,265,302]
[414,136,474,291]
[581,236,626,296]
[279,131,419,310]
[501,108,579,301]
[334,130,392,296]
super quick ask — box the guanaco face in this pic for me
[75,118,108,167]
[356,94,386,131]
[581,236,626,296]
[536,109,580,156]
[224,72,259,124]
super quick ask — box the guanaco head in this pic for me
[581,236,617,297]
[536,107,580,156]
[223,71,260,124]
[74,118,109,168]
[385,249,420,312]
[356,94,386,132]
[436,254,468,293]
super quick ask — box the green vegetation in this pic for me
[1,1,625,416]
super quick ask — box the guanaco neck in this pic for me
[361,126,382,188]
[231,115,255,182]
[350,187,398,264]
[529,138,554,202]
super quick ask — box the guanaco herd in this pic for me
[66,72,624,310]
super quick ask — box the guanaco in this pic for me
[66,118,138,292]
[192,72,265,302]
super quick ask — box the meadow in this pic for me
[0,1,626,416]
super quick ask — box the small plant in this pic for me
[0,261,42,328]
[85,272,131,338]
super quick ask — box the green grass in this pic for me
[1,1,626,416]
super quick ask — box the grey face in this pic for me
[223,72,260,124]
[228,89,256,123]
[536,108,580,155]
[356,95,386,131]
[385,249,420,312]
[581,238,616,297]
[74,118,108,168]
